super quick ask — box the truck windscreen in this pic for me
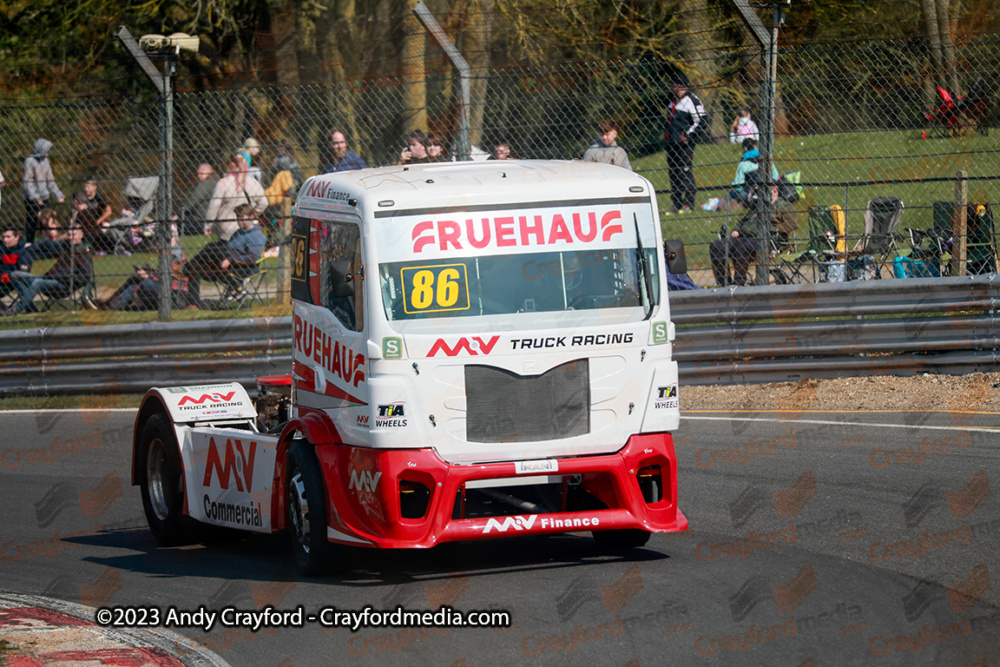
[379,248,659,323]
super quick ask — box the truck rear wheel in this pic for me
[286,440,348,576]
[592,528,652,550]
[139,413,199,546]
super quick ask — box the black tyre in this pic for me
[286,440,348,576]
[592,528,652,550]
[138,413,200,546]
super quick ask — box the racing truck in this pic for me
[132,160,688,575]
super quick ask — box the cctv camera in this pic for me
[139,32,199,54]
[139,34,169,51]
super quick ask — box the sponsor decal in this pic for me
[203,495,264,527]
[293,312,366,387]
[203,437,258,492]
[349,468,382,493]
[411,210,625,254]
[652,321,669,344]
[482,514,601,534]
[177,391,239,410]
[428,335,500,357]
[383,337,403,360]
[655,385,679,410]
[357,414,370,428]
[301,180,351,201]
[510,333,634,350]
[515,459,558,475]
[166,384,236,395]
[375,403,408,428]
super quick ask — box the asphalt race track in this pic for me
[1,407,998,665]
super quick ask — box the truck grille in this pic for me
[465,360,590,443]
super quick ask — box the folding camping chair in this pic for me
[845,196,904,279]
[37,276,98,311]
[216,257,269,309]
[772,205,843,283]
[105,177,160,254]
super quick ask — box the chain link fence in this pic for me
[1,8,998,324]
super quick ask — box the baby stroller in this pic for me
[105,176,160,255]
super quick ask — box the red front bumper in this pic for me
[313,432,687,549]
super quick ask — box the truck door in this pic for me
[291,214,369,426]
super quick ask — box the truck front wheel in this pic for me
[139,413,199,546]
[592,529,652,550]
[286,440,348,576]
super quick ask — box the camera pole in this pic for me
[117,26,175,321]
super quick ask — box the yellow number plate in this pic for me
[401,263,470,314]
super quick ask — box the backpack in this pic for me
[778,172,801,203]
[691,98,713,144]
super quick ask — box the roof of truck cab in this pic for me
[294,160,654,216]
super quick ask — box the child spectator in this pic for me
[729,109,760,144]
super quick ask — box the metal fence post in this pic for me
[116,26,175,321]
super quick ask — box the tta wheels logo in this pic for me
[428,336,500,357]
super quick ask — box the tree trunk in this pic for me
[935,0,960,93]
[921,0,946,89]
[402,7,428,134]
[465,0,494,151]
[679,0,724,142]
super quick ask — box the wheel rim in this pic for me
[288,470,311,554]
[146,438,171,521]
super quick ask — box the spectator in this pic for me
[25,208,66,261]
[399,131,431,165]
[1,227,31,302]
[242,138,262,182]
[0,169,5,215]
[729,109,760,144]
[718,138,779,212]
[427,133,449,162]
[488,141,513,160]
[4,225,92,315]
[663,76,705,214]
[176,163,218,234]
[22,138,66,243]
[182,204,266,309]
[322,129,367,173]
[582,120,632,170]
[71,179,114,254]
[204,153,269,244]
[100,263,159,311]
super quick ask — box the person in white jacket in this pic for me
[203,153,268,243]
[185,154,268,308]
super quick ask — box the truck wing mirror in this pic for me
[328,260,356,298]
[663,239,688,275]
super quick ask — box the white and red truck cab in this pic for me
[132,160,688,574]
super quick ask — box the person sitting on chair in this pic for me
[1,227,31,303]
[4,225,93,315]
[182,205,265,309]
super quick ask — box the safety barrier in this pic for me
[1,276,997,396]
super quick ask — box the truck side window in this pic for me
[320,222,364,332]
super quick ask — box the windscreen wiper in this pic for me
[634,214,655,321]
